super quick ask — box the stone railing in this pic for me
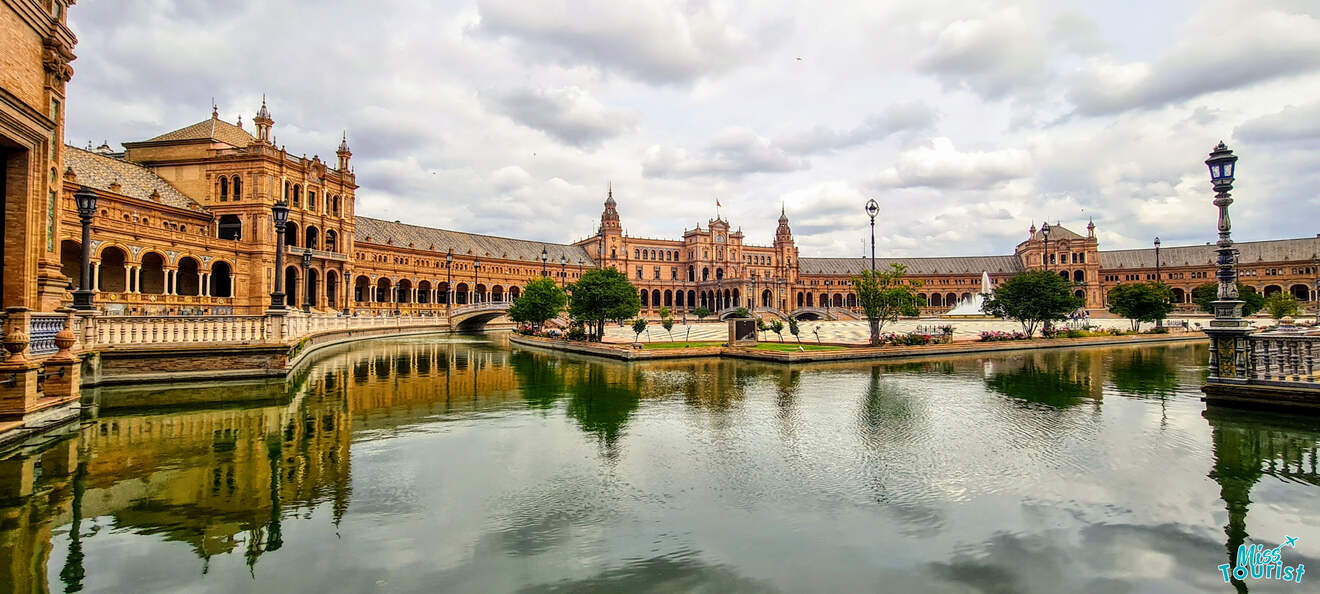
[286,312,450,338]
[1248,331,1320,384]
[450,302,509,317]
[29,313,68,356]
[94,315,268,346]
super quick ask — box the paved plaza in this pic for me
[602,316,1235,345]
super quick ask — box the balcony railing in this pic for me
[285,245,349,261]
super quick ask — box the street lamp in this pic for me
[269,201,290,310]
[1040,221,1052,271]
[540,247,548,276]
[301,249,312,313]
[865,198,879,274]
[559,254,567,288]
[72,186,98,311]
[1202,141,1246,381]
[1207,142,1239,306]
[445,248,453,311]
[1154,236,1162,328]
[1153,236,1161,281]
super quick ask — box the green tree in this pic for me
[770,319,785,342]
[1192,281,1264,317]
[851,263,923,345]
[567,267,642,342]
[661,316,675,341]
[658,306,671,319]
[631,318,648,342]
[1106,282,1175,330]
[981,270,1084,337]
[694,306,712,321]
[1264,293,1300,319]
[788,317,802,346]
[507,276,567,332]
[731,306,751,319]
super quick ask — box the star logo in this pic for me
[1284,535,1299,548]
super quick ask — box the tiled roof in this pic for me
[355,217,595,265]
[801,255,1025,276]
[1099,237,1320,269]
[144,116,255,147]
[1041,225,1085,241]
[65,146,204,212]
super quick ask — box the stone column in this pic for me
[92,261,101,291]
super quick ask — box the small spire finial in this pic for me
[211,98,218,118]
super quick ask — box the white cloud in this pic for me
[1067,8,1320,115]
[59,0,1320,258]
[475,0,755,84]
[643,128,810,178]
[1236,101,1320,143]
[483,86,637,148]
[917,7,1049,99]
[870,138,1031,190]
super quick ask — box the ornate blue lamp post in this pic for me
[1202,142,1248,381]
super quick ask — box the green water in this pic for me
[3,335,1318,593]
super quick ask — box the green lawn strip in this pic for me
[640,341,724,350]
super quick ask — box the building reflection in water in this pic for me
[0,337,1314,592]
[1205,408,1320,593]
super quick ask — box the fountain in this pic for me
[943,271,995,318]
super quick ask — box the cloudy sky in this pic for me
[65,0,1320,258]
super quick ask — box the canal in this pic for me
[2,335,1318,592]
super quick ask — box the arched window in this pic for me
[218,214,242,240]
[292,184,301,207]
[177,257,201,296]
[354,275,370,303]
[284,222,299,247]
[325,229,338,252]
[219,177,228,202]
[60,240,81,289]
[326,271,338,307]
[232,176,242,201]
[211,261,233,297]
[140,252,166,294]
[333,195,341,216]
[305,226,319,250]
[286,266,300,307]
[99,247,127,292]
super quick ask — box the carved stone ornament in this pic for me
[42,37,75,86]
[3,330,30,364]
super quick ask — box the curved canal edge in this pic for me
[509,332,1208,363]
